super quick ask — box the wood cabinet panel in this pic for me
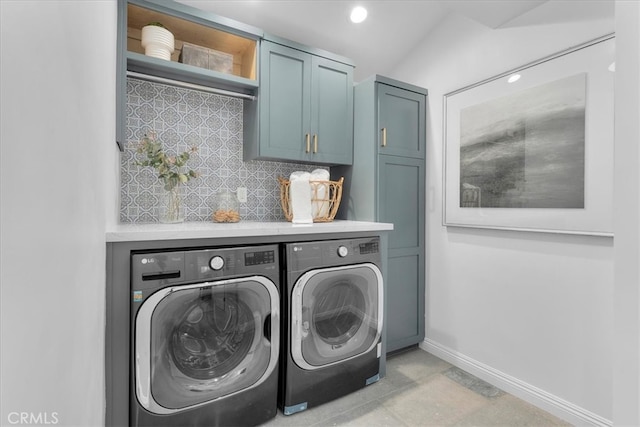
[379,156,424,250]
[378,84,425,159]
[311,56,354,164]
[258,42,310,160]
[378,155,425,353]
[386,254,421,350]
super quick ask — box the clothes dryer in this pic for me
[280,237,383,415]
[130,245,280,426]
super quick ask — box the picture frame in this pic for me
[443,34,615,236]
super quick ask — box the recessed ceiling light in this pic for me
[507,74,521,83]
[350,6,368,23]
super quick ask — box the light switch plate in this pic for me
[237,187,247,203]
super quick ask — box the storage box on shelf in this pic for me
[179,42,234,74]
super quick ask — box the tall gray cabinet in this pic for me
[332,75,426,353]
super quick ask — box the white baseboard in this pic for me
[420,339,612,427]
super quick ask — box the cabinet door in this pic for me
[310,56,354,165]
[259,41,311,161]
[378,155,425,352]
[378,84,425,159]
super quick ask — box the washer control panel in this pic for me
[132,245,279,288]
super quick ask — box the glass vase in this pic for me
[159,185,184,223]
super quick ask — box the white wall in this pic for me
[390,2,615,424]
[613,1,640,425]
[0,1,117,426]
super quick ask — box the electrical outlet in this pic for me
[237,187,247,203]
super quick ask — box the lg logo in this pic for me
[7,412,59,425]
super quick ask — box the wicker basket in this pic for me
[278,176,344,222]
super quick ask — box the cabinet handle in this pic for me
[305,133,310,153]
[313,134,318,153]
[381,128,387,147]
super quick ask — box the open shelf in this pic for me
[126,2,259,91]
[127,51,258,94]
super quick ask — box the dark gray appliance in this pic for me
[280,237,384,415]
[130,245,280,427]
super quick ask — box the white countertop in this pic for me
[106,220,393,242]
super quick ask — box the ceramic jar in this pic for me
[141,24,175,61]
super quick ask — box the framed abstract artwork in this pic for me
[443,35,615,236]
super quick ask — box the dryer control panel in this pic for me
[286,237,381,273]
[358,240,379,255]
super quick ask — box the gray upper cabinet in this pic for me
[244,40,354,165]
[311,55,354,164]
[378,84,426,159]
[249,41,311,161]
[332,75,427,354]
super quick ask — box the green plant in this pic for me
[134,131,199,191]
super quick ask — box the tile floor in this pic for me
[262,347,571,426]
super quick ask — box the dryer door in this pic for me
[291,263,383,370]
[135,276,279,414]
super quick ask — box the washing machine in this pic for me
[280,236,384,415]
[130,245,280,426]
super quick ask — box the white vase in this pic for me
[141,25,175,61]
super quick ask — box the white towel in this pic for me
[310,169,330,218]
[289,171,313,224]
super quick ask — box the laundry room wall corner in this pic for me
[1,1,114,426]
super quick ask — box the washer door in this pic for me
[135,276,279,414]
[291,263,383,370]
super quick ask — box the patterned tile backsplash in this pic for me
[121,78,326,223]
